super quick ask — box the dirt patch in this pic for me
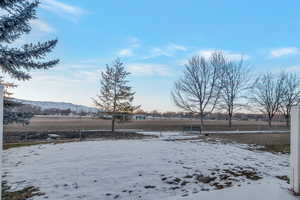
[4,130,156,144]
[256,144,290,154]
[276,175,290,184]
[2,181,45,200]
[160,165,262,192]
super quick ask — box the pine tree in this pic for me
[0,0,59,124]
[93,58,139,132]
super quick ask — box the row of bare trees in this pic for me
[172,51,300,129]
[93,53,300,133]
[250,72,300,127]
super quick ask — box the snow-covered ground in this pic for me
[3,135,297,200]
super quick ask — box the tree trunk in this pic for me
[228,114,232,128]
[286,115,290,127]
[200,116,204,135]
[111,116,115,132]
[268,118,272,127]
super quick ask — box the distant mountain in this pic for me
[14,99,98,113]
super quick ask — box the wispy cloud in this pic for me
[117,36,141,57]
[169,44,187,51]
[145,43,188,59]
[19,62,104,86]
[127,63,171,76]
[270,47,299,58]
[30,19,56,33]
[176,59,188,66]
[284,65,300,73]
[197,50,249,61]
[118,49,134,57]
[41,0,87,20]
[12,71,99,107]
[116,40,187,60]
[128,36,140,48]
[74,69,103,82]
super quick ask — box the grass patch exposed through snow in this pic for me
[2,181,45,200]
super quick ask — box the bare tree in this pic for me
[249,72,285,127]
[280,72,300,126]
[219,58,250,127]
[93,58,139,132]
[171,52,224,132]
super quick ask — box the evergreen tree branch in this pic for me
[0,0,38,43]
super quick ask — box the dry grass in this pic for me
[4,116,290,153]
[208,133,290,153]
[5,116,288,132]
[208,133,290,146]
[3,139,81,150]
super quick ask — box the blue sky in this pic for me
[10,0,300,111]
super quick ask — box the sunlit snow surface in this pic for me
[3,133,297,200]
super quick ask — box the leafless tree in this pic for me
[171,52,224,132]
[280,72,300,126]
[249,72,286,127]
[93,58,139,132]
[219,58,251,127]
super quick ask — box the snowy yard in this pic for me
[3,135,298,200]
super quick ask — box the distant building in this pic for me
[133,114,146,120]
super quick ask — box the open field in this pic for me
[4,117,290,149]
[5,116,289,132]
[207,133,290,153]
[207,133,290,146]
[143,131,291,153]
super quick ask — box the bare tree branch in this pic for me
[249,72,285,127]
[171,51,224,132]
[219,57,251,127]
[279,71,300,126]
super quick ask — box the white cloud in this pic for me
[116,40,187,59]
[168,44,187,51]
[145,43,188,59]
[116,37,141,57]
[12,71,99,108]
[127,63,171,76]
[151,47,172,57]
[128,36,140,48]
[30,19,55,33]
[284,65,300,73]
[53,62,105,82]
[197,50,249,61]
[176,59,188,66]
[41,0,86,19]
[75,69,104,82]
[270,47,299,58]
[118,49,134,57]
